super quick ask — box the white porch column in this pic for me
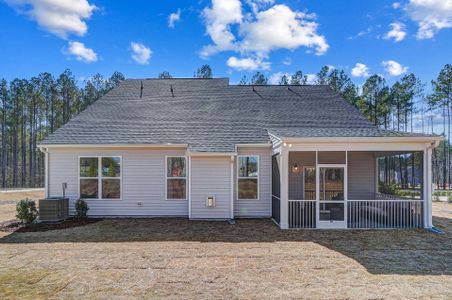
[423,147,433,228]
[279,147,289,229]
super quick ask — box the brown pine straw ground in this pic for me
[0,191,451,299]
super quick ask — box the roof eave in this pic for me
[280,136,444,144]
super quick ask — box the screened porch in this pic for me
[272,150,426,229]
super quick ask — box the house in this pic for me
[38,78,441,229]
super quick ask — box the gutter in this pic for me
[37,143,189,149]
[280,136,444,144]
[186,151,238,157]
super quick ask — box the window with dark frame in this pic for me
[79,157,121,200]
[166,156,187,200]
[238,156,259,200]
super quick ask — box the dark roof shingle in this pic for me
[42,78,436,151]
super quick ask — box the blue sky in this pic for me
[0,0,451,88]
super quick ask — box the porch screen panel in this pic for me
[272,154,280,224]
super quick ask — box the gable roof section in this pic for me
[41,78,436,152]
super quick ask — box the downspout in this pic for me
[38,146,49,198]
[188,156,192,219]
[230,155,234,220]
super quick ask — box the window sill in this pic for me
[237,198,259,201]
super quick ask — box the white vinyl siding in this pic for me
[190,157,231,219]
[234,147,272,217]
[48,148,188,216]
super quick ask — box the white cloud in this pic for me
[269,72,290,84]
[282,57,292,66]
[66,41,97,63]
[351,63,370,77]
[201,0,328,60]
[392,2,401,9]
[382,60,408,76]
[168,9,181,28]
[130,42,152,65]
[226,56,270,71]
[305,74,317,84]
[201,0,243,57]
[405,0,452,39]
[240,5,328,55]
[6,0,96,38]
[348,27,373,40]
[384,22,407,42]
[246,0,275,14]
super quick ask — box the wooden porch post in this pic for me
[280,147,289,229]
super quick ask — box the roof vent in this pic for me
[140,81,144,98]
[170,84,174,97]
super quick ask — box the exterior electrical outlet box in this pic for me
[206,196,215,208]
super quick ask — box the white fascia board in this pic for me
[281,136,443,144]
[235,143,272,148]
[186,151,238,157]
[38,143,188,149]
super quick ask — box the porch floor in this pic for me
[0,199,451,298]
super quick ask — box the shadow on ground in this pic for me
[1,215,450,276]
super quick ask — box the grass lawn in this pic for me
[0,191,451,299]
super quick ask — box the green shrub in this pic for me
[16,198,38,225]
[75,199,89,219]
[379,182,397,195]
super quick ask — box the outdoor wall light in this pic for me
[206,196,215,208]
[291,163,300,174]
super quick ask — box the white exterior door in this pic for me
[316,164,347,229]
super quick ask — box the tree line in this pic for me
[1,64,451,189]
[0,70,125,188]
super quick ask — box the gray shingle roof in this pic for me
[42,78,437,152]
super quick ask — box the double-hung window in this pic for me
[237,155,259,200]
[166,156,187,200]
[79,157,121,199]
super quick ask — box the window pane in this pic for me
[102,179,121,199]
[167,157,186,177]
[80,158,98,177]
[238,156,258,177]
[167,179,186,199]
[102,157,121,177]
[238,178,258,199]
[80,179,98,199]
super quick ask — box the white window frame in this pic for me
[165,155,188,201]
[237,155,260,201]
[78,156,122,200]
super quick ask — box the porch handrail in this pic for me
[288,199,316,202]
[347,199,423,202]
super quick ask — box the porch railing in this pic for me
[288,200,316,228]
[347,200,424,229]
[288,199,424,229]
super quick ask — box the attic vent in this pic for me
[140,81,144,98]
